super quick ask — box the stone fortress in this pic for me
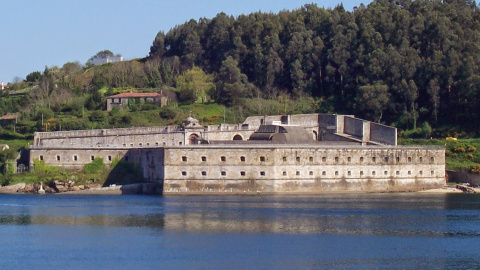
[29,113,446,194]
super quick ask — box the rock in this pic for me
[78,185,85,190]
[70,186,81,191]
[56,185,68,192]
[86,184,102,189]
[23,184,35,193]
[0,183,26,193]
[54,180,65,186]
[67,180,75,188]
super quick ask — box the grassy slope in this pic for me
[399,138,480,171]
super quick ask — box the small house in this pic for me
[106,92,167,111]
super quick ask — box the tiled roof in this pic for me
[0,113,18,120]
[107,92,161,98]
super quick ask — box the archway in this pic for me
[233,134,243,140]
[189,133,199,145]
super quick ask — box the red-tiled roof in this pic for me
[0,113,17,120]
[107,92,161,98]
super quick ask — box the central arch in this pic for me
[189,133,199,145]
[233,134,243,140]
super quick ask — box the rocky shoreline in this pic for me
[0,182,161,195]
[1,182,478,195]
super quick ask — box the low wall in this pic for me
[447,170,480,187]
[370,122,397,145]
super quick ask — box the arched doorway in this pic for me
[189,133,199,145]
[233,134,243,140]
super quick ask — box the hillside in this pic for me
[1,0,480,139]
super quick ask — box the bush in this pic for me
[83,158,106,174]
[32,159,58,174]
[471,164,480,174]
[89,111,106,122]
[159,107,176,119]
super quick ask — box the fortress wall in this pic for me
[161,145,445,193]
[34,132,186,148]
[29,148,130,170]
[288,114,320,126]
[344,116,364,138]
[29,144,445,193]
[370,122,397,145]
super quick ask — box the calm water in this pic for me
[1,193,480,269]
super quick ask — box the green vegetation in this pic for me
[399,138,480,173]
[2,1,480,183]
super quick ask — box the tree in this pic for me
[216,56,254,106]
[356,83,389,123]
[176,66,215,104]
[87,50,114,64]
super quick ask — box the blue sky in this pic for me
[2,0,370,83]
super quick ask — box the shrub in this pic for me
[83,158,106,174]
[467,145,477,152]
[471,164,480,174]
[32,159,58,174]
[159,107,176,119]
[453,144,466,153]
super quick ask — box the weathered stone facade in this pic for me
[29,113,445,193]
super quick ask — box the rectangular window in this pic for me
[322,157,326,162]
[309,157,313,162]
[322,171,326,176]
[91,155,95,161]
[360,171,364,176]
[202,171,207,176]
[372,157,376,162]
[221,156,226,162]
[56,155,61,161]
[335,157,339,163]
[221,171,226,176]
[296,157,300,162]
[283,171,287,176]
[240,156,245,162]
[282,156,287,162]
[348,171,351,176]
[201,156,207,162]
[182,171,187,176]
[73,155,78,161]
[309,171,314,176]
[296,171,300,176]
[372,171,376,176]
[260,171,265,176]
[108,155,112,161]
[347,157,351,162]
[360,157,364,162]
[335,171,339,176]
[182,156,187,162]
[260,156,265,162]
[240,171,245,176]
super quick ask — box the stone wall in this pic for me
[30,144,446,193]
[159,145,445,193]
[344,117,364,138]
[370,122,397,145]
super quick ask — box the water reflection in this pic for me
[1,193,479,237]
